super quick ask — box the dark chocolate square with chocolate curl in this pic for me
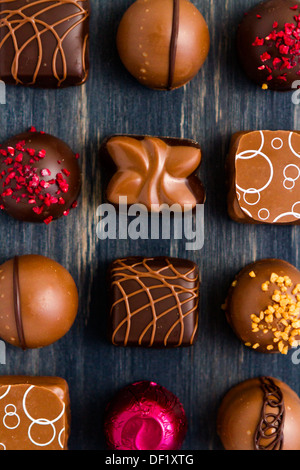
[0,0,90,87]
[109,257,200,348]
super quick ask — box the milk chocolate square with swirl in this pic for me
[0,0,90,87]
[0,376,70,450]
[227,130,300,224]
[102,135,205,210]
[109,257,200,348]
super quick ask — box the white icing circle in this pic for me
[0,443,6,450]
[292,201,300,219]
[243,188,261,206]
[58,427,65,449]
[28,419,56,447]
[271,138,283,150]
[258,208,270,220]
[22,385,65,448]
[3,404,20,430]
[288,132,300,158]
[0,386,11,401]
[284,178,296,190]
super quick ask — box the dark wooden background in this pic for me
[1,0,300,451]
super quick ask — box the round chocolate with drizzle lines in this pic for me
[0,128,81,224]
[116,0,210,90]
[217,377,300,450]
[0,255,78,349]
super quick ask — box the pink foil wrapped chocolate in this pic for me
[104,381,187,450]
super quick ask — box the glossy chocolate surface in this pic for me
[0,255,79,349]
[226,130,300,224]
[0,129,81,223]
[0,0,90,87]
[102,135,205,211]
[0,376,70,450]
[116,0,210,90]
[217,377,300,450]
[224,259,300,354]
[109,257,200,347]
[104,381,187,450]
[237,0,300,91]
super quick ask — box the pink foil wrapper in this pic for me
[104,381,188,450]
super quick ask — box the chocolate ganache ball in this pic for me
[116,0,210,90]
[217,377,300,450]
[0,255,79,349]
[237,0,300,91]
[224,259,300,354]
[0,128,81,224]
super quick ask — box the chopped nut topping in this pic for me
[249,271,256,278]
[250,273,300,355]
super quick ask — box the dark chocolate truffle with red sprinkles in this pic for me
[0,128,81,224]
[237,0,300,91]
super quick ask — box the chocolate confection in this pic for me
[237,0,300,91]
[104,381,187,450]
[116,0,210,90]
[109,257,200,348]
[102,135,205,211]
[0,376,70,450]
[0,0,90,87]
[0,128,81,224]
[223,259,300,354]
[0,254,78,349]
[217,377,300,450]
[226,130,300,224]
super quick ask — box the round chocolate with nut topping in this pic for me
[224,259,300,354]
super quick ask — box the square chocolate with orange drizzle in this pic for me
[101,135,205,211]
[109,257,200,348]
[0,0,90,87]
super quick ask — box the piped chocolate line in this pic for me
[254,377,285,450]
[167,0,180,90]
[13,256,27,350]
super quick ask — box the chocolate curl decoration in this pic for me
[254,377,285,450]
[13,256,27,350]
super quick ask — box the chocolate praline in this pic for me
[237,0,300,91]
[116,0,210,90]
[104,381,187,450]
[217,377,300,450]
[224,259,300,354]
[0,255,79,349]
[0,129,81,224]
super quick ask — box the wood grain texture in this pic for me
[0,0,299,450]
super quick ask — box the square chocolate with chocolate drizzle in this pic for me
[109,257,200,348]
[0,0,90,87]
[101,135,205,211]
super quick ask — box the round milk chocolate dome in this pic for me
[0,128,81,224]
[237,0,300,91]
[116,0,210,90]
[0,255,78,349]
[217,377,300,450]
